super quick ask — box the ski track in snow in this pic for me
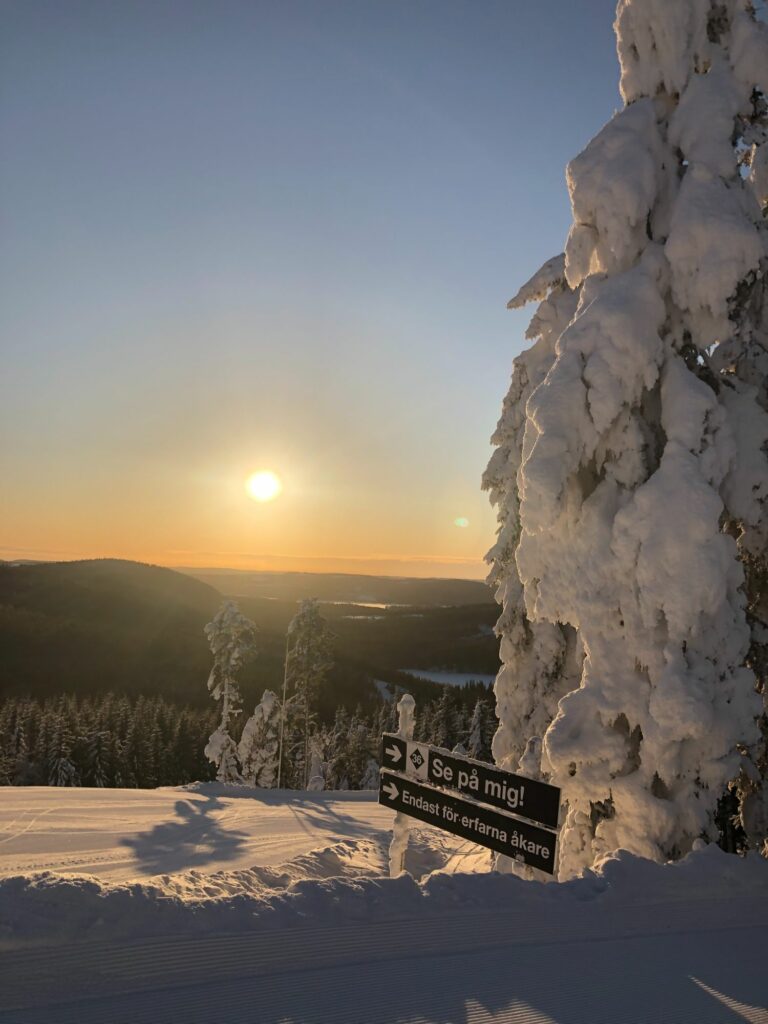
[0,807,55,846]
[0,786,767,1023]
[1,901,766,1023]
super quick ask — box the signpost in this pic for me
[379,770,558,874]
[381,734,560,831]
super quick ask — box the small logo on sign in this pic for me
[410,749,425,770]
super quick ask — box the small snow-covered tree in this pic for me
[346,711,375,788]
[306,734,326,791]
[275,693,310,788]
[0,749,12,786]
[238,690,280,787]
[375,699,397,737]
[48,714,78,787]
[467,698,495,762]
[430,689,455,750]
[282,599,333,788]
[203,601,258,784]
[323,708,372,790]
[485,0,768,877]
[325,707,351,789]
[360,756,380,791]
[81,731,113,787]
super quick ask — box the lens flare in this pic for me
[246,470,282,502]
[454,517,470,528]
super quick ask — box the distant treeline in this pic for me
[0,694,217,789]
[0,687,496,790]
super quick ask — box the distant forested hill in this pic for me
[0,560,499,715]
[0,560,221,702]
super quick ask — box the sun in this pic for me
[245,470,282,502]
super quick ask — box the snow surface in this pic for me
[0,785,393,881]
[1,785,767,1023]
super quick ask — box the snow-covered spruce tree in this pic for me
[485,0,768,877]
[345,710,376,788]
[0,748,12,786]
[325,707,352,789]
[276,695,309,788]
[48,711,78,788]
[468,698,495,762]
[282,599,333,788]
[238,689,280,788]
[81,731,113,788]
[430,689,457,750]
[306,734,326,792]
[360,755,380,791]
[203,601,258,784]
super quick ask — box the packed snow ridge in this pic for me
[485,0,768,879]
[2,800,766,952]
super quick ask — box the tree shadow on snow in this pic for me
[185,784,388,843]
[281,795,386,842]
[120,796,249,876]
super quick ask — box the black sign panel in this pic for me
[379,770,557,874]
[381,734,560,830]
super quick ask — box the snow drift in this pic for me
[2,835,766,952]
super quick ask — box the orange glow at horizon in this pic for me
[0,544,489,580]
[2,449,496,581]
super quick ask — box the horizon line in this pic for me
[0,548,490,582]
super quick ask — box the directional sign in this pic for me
[379,770,557,874]
[381,734,560,830]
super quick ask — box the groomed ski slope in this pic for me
[1,785,767,1023]
[0,783,396,881]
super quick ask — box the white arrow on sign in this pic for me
[382,780,399,801]
[385,744,403,764]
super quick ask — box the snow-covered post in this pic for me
[203,601,258,784]
[389,692,415,877]
[485,0,768,877]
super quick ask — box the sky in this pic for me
[1,0,619,579]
